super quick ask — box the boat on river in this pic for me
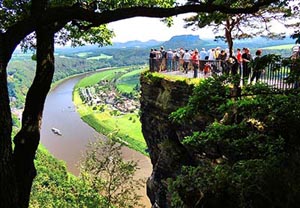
[51,127,62,136]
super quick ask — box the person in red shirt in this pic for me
[191,49,199,78]
[236,48,242,74]
[241,48,252,85]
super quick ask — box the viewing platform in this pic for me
[150,59,296,90]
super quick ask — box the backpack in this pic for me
[161,50,167,59]
[175,52,180,61]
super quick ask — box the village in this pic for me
[79,79,140,114]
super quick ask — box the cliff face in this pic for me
[140,72,206,207]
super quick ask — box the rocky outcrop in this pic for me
[140,72,206,207]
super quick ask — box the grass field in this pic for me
[75,67,130,87]
[263,44,295,50]
[87,54,113,60]
[116,69,142,93]
[75,52,92,58]
[73,66,148,155]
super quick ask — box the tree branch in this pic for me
[3,0,280,62]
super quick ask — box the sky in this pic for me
[107,11,290,43]
[108,13,215,43]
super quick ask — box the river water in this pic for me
[40,72,152,207]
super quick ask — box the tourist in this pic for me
[173,49,180,71]
[214,47,221,60]
[154,49,161,72]
[207,48,214,61]
[218,50,228,74]
[166,49,174,72]
[149,48,156,72]
[250,49,263,83]
[242,48,252,85]
[183,49,191,74]
[179,48,185,71]
[227,55,239,75]
[159,46,167,71]
[203,62,211,77]
[191,49,199,78]
[199,48,207,71]
[236,48,243,74]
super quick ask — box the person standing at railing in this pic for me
[149,48,156,72]
[183,49,191,74]
[166,49,174,72]
[160,46,167,71]
[218,50,228,74]
[227,55,239,75]
[207,48,217,73]
[208,48,215,61]
[214,47,221,60]
[236,48,243,75]
[179,48,185,71]
[250,49,263,84]
[173,49,180,71]
[214,47,221,70]
[242,48,252,85]
[154,49,161,72]
[199,48,207,72]
[191,49,200,78]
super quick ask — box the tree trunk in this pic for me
[13,26,55,208]
[225,18,234,57]
[0,35,19,208]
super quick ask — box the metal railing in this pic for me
[149,58,297,90]
[259,63,293,90]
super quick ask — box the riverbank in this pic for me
[73,66,148,155]
[40,69,152,207]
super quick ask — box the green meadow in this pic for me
[87,54,113,60]
[116,69,142,93]
[75,52,112,60]
[262,44,295,50]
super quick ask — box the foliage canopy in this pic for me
[168,75,300,207]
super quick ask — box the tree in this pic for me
[0,0,282,207]
[184,0,292,56]
[169,77,300,207]
[80,136,145,208]
[286,1,300,43]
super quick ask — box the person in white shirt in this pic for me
[183,49,191,74]
[166,49,174,72]
[208,48,215,61]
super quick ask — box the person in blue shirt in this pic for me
[199,48,207,72]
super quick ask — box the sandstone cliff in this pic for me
[140,72,206,207]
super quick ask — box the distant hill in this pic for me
[233,36,295,50]
[157,35,211,50]
[111,39,163,48]
[159,35,296,51]
[52,34,297,55]
[109,35,296,51]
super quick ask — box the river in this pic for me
[40,71,152,207]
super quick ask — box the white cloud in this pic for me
[108,14,215,42]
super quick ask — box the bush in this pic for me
[168,76,300,207]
